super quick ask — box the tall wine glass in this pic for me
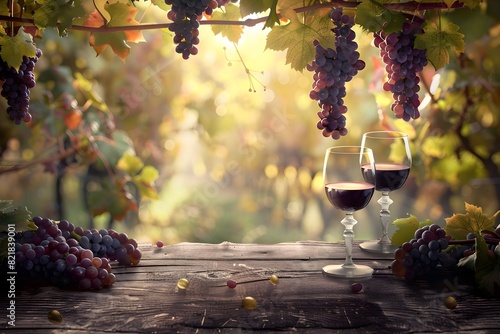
[322,146,376,278]
[359,131,412,254]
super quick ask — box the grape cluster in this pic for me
[307,8,365,140]
[165,0,219,59]
[14,216,141,290]
[374,20,427,121]
[391,224,456,281]
[0,48,42,124]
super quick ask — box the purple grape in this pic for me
[374,20,427,121]
[13,215,141,290]
[307,8,365,140]
[166,0,217,59]
[0,48,41,124]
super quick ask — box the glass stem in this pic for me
[341,212,357,268]
[377,191,393,245]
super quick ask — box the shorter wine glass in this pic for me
[322,146,376,278]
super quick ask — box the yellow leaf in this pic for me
[94,0,111,23]
[444,202,499,240]
[133,166,159,200]
[117,152,144,176]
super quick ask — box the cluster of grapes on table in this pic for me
[0,48,42,124]
[14,216,141,290]
[391,223,500,281]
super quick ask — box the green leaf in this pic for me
[94,130,135,171]
[0,200,32,232]
[263,0,279,29]
[475,235,500,296]
[354,0,405,34]
[414,22,465,70]
[133,165,159,200]
[239,0,274,17]
[390,214,419,247]
[421,133,459,158]
[390,215,432,247]
[444,202,498,240]
[33,0,86,36]
[117,152,144,176]
[0,28,36,70]
[74,72,110,112]
[87,181,137,221]
[265,7,334,72]
[151,0,170,12]
[211,3,243,43]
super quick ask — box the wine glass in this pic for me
[359,131,412,254]
[322,146,376,278]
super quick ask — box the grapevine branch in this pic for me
[0,1,465,33]
[0,147,77,175]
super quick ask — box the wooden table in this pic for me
[2,241,499,333]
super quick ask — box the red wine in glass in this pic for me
[359,131,412,254]
[325,182,375,212]
[361,163,410,191]
[322,146,376,278]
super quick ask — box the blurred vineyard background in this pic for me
[0,3,499,245]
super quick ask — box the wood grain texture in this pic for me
[1,241,499,333]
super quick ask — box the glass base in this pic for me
[322,264,373,278]
[359,240,397,254]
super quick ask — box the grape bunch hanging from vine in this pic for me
[0,1,467,132]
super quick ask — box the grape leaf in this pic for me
[263,0,279,29]
[211,3,243,43]
[94,0,111,23]
[151,0,170,12]
[390,214,432,247]
[474,235,500,296]
[117,152,144,176]
[87,182,137,221]
[133,165,159,200]
[239,0,274,17]
[444,202,499,240]
[33,0,85,36]
[265,7,335,72]
[0,200,32,232]
[94,130,135,172]
[74,72,110,112]
[0,28,37,70]
[83,2,145,61]
[414,22,465,70]
[354,0,405,34]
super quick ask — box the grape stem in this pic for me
[0,1,464,33]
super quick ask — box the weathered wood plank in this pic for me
[1,241,499,333]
